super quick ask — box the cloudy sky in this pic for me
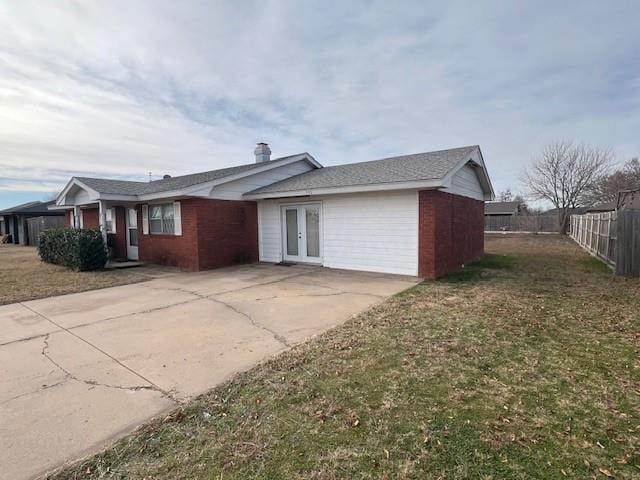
[0,1,638,209]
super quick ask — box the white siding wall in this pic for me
[442,164,484,200]
[258,191,419,275]
[257,200,283,263]
[68,188,91,205]
[211,160,314,200]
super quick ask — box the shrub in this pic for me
[38,228,108,271]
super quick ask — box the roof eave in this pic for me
[138,153,322,201]
[243,179,444,200]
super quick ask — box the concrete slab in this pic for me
[71,298,287,399]
[0,264,419,479]
[0,303,60,346]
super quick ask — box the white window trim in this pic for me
[146,202,182,236]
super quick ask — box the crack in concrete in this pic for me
[139,284,292,348]
[206,297,291,348]
[19,303,180,405]
[40,333,156,394]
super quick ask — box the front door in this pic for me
[125,208,139,260]
[282,204,322,264]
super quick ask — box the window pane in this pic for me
[129,228,138,246]
[162,204,174,219]
[150,206,162,219]
[128,208,137,227]
[286,209,298,256]
[150,219,162,234]
[163,218,175,234]
[305,207,320,257]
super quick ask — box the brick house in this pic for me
[52,144,493,278]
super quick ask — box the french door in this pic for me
[281,203,322,264]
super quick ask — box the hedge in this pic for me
[38,228,108,271]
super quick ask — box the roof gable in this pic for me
[245,146,493,199]
[55,153,320,204]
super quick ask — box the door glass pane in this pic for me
[306,207,320,257]
[286,209,298,256]
[128,208,137,227]
[129,229,138,246]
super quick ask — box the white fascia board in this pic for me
[243,179,444,200]
[56,178,101,206]
[48,205,74,211]
[137,154,322,201]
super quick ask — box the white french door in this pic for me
[125,207,139,260]
[281,203,322,264]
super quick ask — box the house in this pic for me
[484,201,524,231]
[586,201,616,213]
[484,201,523,217]
[0,200,65,245]
[51,144,494,278]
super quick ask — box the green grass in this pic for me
[50,235,640,479]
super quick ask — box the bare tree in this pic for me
[522,141,612,233]
[585,157,640,204]
[497,188,513,202]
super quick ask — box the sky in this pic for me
[0,0,639,209]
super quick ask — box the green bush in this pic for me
[38,228,107,271]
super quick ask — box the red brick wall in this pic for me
[196,199,258,270]
[137,201,200,271]
[136,198,257,271]
[418,190,484,279]
[110,206,128,259]
[82,208,99,229]
[64,210,73,227]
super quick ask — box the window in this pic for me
[149,203,175,234]
[105,208,115,233]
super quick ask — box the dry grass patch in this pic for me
[0,245,148,305]
[50,235,640,479]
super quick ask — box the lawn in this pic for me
[49,235,639,479]
[0,245,148,305]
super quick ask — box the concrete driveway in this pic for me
[0,263,418,479]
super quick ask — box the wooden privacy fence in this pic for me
[569,211,617,267]
[485,214,559,233]
[570,209,640,276]
[26,216,65,246]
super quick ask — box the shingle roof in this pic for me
[586,201,616,213]
[247,146,479,195]
[0,200,62,215]
[75,154,306,196]
[484,201,521,215]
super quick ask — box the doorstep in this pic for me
[105,260,146,269]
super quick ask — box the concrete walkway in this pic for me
[0,263,419,479]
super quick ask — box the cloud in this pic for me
[0,0,639,207]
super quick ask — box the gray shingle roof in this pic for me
[75,154,305,196]
[0,200,62,215]
[484,201,521,215]
[248,146,478,195]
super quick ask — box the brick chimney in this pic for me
[254,142,271,163]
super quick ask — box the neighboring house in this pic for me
[542,207,588,216]
[0,201,64,245]
[484,201,523,217]
[484,201,523,231]
[52,144,494,278]
[586,202,616,213]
